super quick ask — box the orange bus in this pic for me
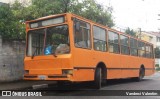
[24,13,155,89]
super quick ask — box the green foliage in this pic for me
[125,27,136,37]
[0,4,16,39]
[155,64,159,68]
[30,0,114,27]
[0,1,25,39]
[0,0,114,39]
[80,0,114,27]
[156,67,160,71]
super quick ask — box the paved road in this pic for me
[1,72,159,99]
[23,72,160,99]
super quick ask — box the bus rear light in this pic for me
[24,70,29,74]
[62,70,73,75]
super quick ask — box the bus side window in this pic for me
[138,41,146,57]
[108,31,119,53]
[146,44,151,58]
[151,45,154,58]
[130,38,138,56]
[120,35,129,55]
[93,26,106,52]
[74,20,91,49]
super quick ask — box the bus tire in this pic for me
[94,67,102,89]
[135,67,145,82]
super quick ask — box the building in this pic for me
[138,31,157,48]
[137,31,160,65]
[149,32,160,66]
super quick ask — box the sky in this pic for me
[0,0,14,3]
[1,0,160,32]
[97,0,160,32]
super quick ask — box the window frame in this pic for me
[27,24,70,57]
[146,44,154,58]
[120,34,130,55]
[130,37,138,56]
[73,18,92,50]
[93,25,107,52]
[27,28,46,56]
[138,41,146,57]
[108,31,120,54]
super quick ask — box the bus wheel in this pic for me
[135,67,145,82]
[94,67,102,89]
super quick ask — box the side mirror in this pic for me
[75,21,80,31]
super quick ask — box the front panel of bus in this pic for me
[24,14,74,81]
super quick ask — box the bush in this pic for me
[155,64,159,68]
[156,67,160,71]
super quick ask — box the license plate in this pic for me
[38,75,47,80]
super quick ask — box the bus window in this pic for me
[45,25,70,55]
[108,31,119,53]
[120,35,129,55]
[93,26,106,51]
[151,45,154,58]
[130,38,138,56]
[27,29,45,56]
[138,41,146,57]
[146,44,153,58]
[74,20,91,49]
[27,25,70,56]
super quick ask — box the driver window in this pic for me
[74,19,91,49]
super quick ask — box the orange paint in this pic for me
[24,13,155,82]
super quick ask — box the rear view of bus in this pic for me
[24,13,74,81]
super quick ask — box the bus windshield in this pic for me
[27,25,70,57]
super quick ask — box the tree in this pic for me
[0,0,114,40]
[80,0,114,27]
[0,1,26,39]
[0,4,15,39]
[10,0,26,39]
[125,27,136,37]
[30,0,114,27]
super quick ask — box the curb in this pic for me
[0,80,57,90]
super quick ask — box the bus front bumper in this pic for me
[24,74,73,81]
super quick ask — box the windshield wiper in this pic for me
[53,52,57,57]
[31,48,37,59]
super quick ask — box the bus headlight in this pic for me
[62,70,73,75]
[24,70,29,74]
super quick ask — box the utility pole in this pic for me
[158,14,160,20]
[158,14,160,33]
[138,28,142,39]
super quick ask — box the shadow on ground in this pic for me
[25,78,154,96]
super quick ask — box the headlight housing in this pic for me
[24,70,29,74]
[62,69,73,75]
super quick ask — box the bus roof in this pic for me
[26,13,153,45]
[71,13,153,45]
[26,13,67,23]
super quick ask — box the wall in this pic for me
[0,36,25,82]
[140,32,157,48]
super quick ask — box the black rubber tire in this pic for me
[94,67,102,89]
[135,67,145,82]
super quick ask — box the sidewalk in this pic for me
[0,80,56,90]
